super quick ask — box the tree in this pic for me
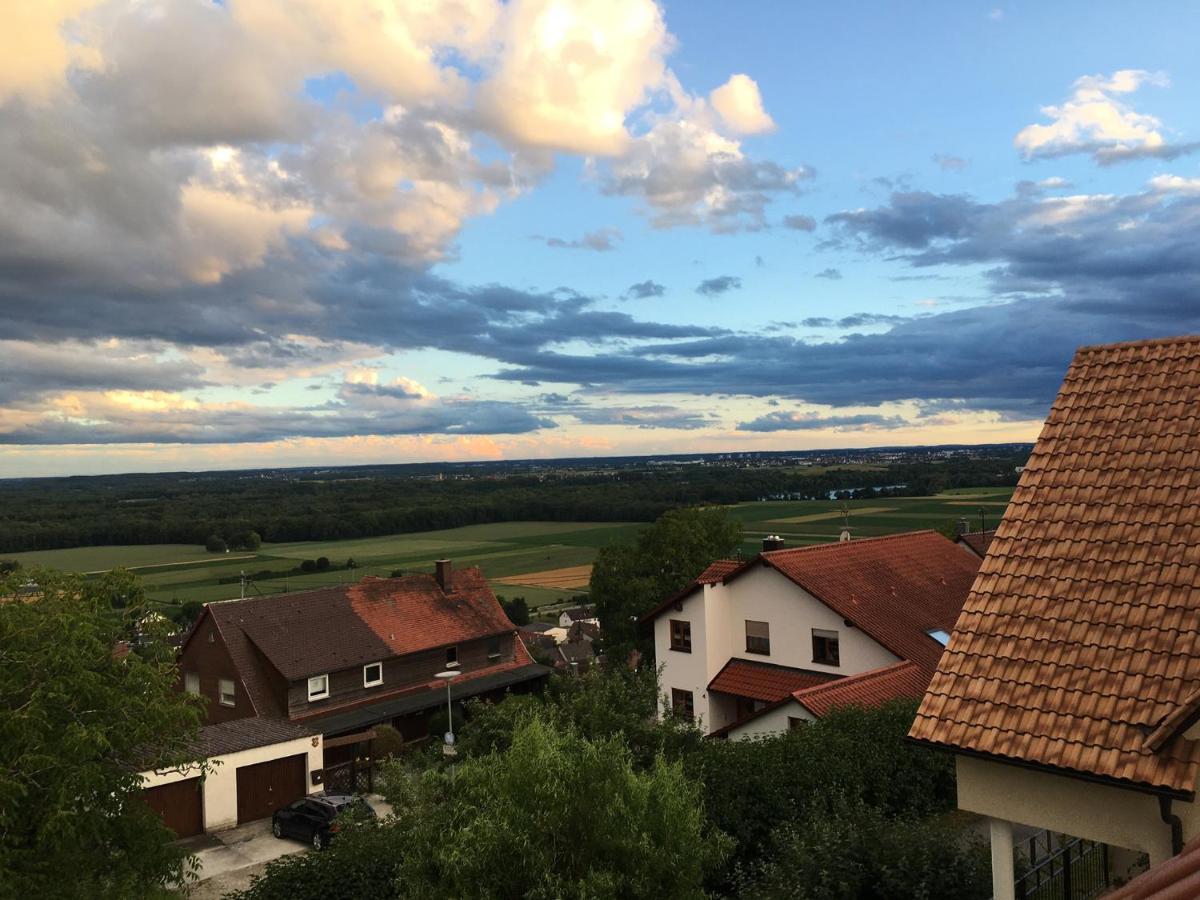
[500,596,529,626]
[0,569,206,897]
[300,559,317,573]
[172,600,205,629]
[204,534,227,553]
[315,556,330,571]
[233,530,261,551]
[345,557,357,569]
[591,506,742,653]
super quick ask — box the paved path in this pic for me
[180,795,393,898]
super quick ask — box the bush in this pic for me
[299,559,317,573]
[372,724,406,759]
[204,534,227,553]
[732,799,990,900]
[316,556,330,571]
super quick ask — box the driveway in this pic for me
[181,795,393,898]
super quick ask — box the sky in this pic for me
[2,1,1199,477]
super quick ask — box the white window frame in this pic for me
[363,662,383,687]
[184,671,200,695]
[218,678,236,707]
[307,674,330,701]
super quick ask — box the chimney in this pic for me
[956,518,969,536]
[762,535,785,552]
[435,559,452,591]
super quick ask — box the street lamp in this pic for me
[435,669,462,755]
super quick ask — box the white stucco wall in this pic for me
[955,754,1200,865]
[726,699,815,740]
[653,562,899,736]
[655,587,713,729]
[141,733,324,832]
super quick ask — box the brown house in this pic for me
[177,561,549,747]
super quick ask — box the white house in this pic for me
[640,531,980,738]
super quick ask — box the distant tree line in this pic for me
[0,454,1026,553]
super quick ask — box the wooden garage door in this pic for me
[143,777,204,838]
[235,753,307,824]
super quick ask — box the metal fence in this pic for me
[1016,831,1109,900]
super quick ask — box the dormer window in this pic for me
[363,662,383,687]
[307,674,330,701]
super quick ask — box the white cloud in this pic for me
[1014,69,1195,165]
[709,73,775,135]
[477,0,670,155]
[0,0,101,103]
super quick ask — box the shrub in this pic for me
[204,535,227,553]
[316,556,330,571]
[299,559,317,573]
[372,724,406,759]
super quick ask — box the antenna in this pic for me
[839,502,852,542]
[240,570,246,600]
[978,506,987,534]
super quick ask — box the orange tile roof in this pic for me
[911,335,1200,796]
[793,660,929,717]
[697,559,740,584]
[760,531,980,670]
[708,658,840,702]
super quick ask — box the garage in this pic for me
[143,777,204,838]
[235,753,307,824]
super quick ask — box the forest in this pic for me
[0,451,1028,553]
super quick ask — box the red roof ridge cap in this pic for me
[761,530,942,557]
[791,659,918,701]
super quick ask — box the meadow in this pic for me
[9,487,1012,616]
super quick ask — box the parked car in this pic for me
[270,793,376,850]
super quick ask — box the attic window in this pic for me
[927,629,951,647]
[487,638,501,660]
[307,674,330,701]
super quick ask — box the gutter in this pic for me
[1160,795,1185,857]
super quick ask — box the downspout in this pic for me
[1159,795,1184,857]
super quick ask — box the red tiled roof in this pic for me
[697,559,740,584]
[956,529,996,558]
[708,658,840,702]
[207,568,512,681]
[911,335,1200,795]
[1108,834,1200,899]
[793,660,929,717]
[760,531,980,670]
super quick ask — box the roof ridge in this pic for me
[1075,334,1200,354]
[762,530,940,557]
[792,659,919,699]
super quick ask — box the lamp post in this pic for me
[435,669,461,755]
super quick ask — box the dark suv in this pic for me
[271,793,376,850]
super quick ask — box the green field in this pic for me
[11,488,1012,616]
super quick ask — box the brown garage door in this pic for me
[235,753,307,824]
[143,777,204,838]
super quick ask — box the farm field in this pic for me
[8,487,1013,617]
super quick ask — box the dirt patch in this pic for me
[495,564,593,590]
[769,506,895,525]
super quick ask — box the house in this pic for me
[140,718,323,837]
[176,560,550,751]
[909,336,1200,900]
[955,528,996,559]
[640,531,980,737]
[558,605,597,628]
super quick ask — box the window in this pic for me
[812,628,840,666]
[363,662,383,687]
[184,671,200,695]
[218,678,236,707]
[486,638,501,660]
[307,674,330,701]
[788,716,807,731]
[445,646,458,666]
[745,620,771,655]
[671,688,695,721]
[926,629,951,647]
[669,619,692,652]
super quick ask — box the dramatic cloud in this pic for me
[709,73,776,135]
[696,275,742,296]
[737,411,909,432]
[538,228,622,251]
[1014,69,1199,165]
[624,280,666,299]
